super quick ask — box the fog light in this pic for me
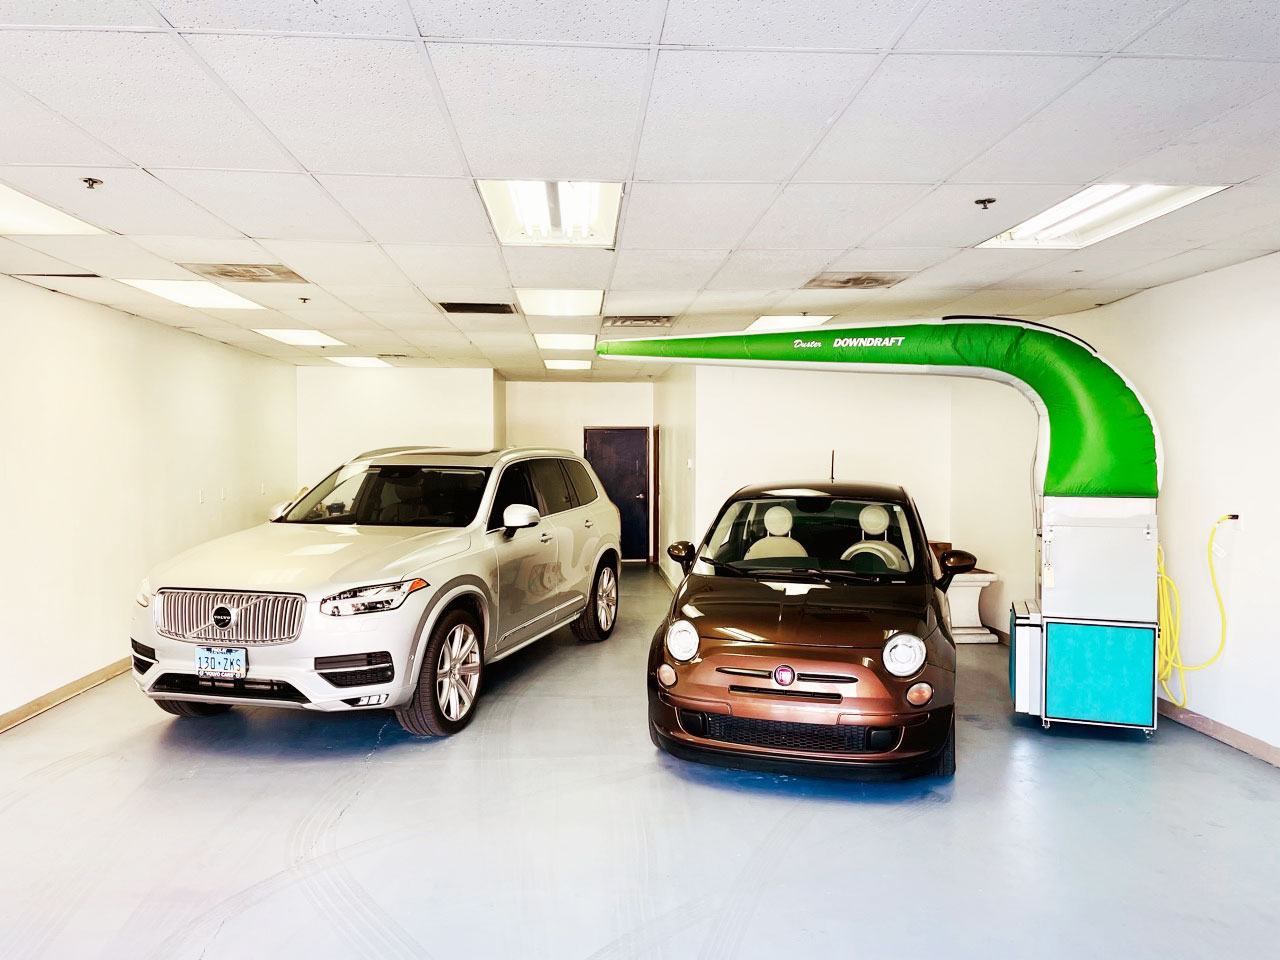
[906,682,933,706]
[656,664,677,687]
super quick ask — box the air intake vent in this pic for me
[179,263,306,283]
[804,272,910,290]
[437,301,516,314]
[602,315,673,328]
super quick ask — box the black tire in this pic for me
[933,714,957,777]
[396,607,484,737]
[155,699,233,718]
[572,559,619,643]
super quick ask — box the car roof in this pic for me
[359,446,579,468]
[730,480,911,502]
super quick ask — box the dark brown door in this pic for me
[584,427,650,561]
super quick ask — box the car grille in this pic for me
[155,589,305,644]
[151,673,309,703]
[315,651,394,688]
[685,712,886,754]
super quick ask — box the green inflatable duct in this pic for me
[597,318,1160,499]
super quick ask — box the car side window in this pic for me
[563,459,598,507]
[488,462,537,529]
[529,458,575,515]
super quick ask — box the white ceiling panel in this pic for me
[959,58,1274,183]
[937,287,1070,317]
[684,290,786,315]
[365,309,456,330]
[0,83,125,165]
[259,240,406,286]
[319,175,494,245]
[211,282,339,310]
[906,248,1063,288]
[705,249,839,291]
[618,182,776,251]
[409,285,513,305]
[412,0,661,43]
[152,0,419,34]
[1127,0,1280,59]
[384,243,510,288]
[900,0,1171,51]
[610,249,727,290]
[153,170,366,241]
[766,288,885,313]
[0,238,79,274]
[825,247,958,272]
[0,166,242,237]
[636,51,878,181]
[1091,249,1270,289]
[798,55,1091,182]
[865,184,1081,248]
[11,235,199,279]
[523,316,603,335]
[1016,288,1143,316]
[429,43,650,180]
[502,247,615,288]
[0,1,165,27]
[1094,185,1280,249]
[994,242,1181,288]
[14,273,197,313]
[0,31,289,169]
[188,35,463,177]
[602,290,697,316]
[661,0,918,48]
[328,286,438,313]
[130,236,271,263]
[742,183,931,250]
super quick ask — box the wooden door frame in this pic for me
[583,425,655,563]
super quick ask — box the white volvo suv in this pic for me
[131,447,622,736]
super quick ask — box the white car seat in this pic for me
[744,505,808,560]
[841,504,910,571]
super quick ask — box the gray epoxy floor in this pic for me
[2,568,1278,960]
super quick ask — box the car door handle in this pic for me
[539,533,553,543]
[584,519,594,528]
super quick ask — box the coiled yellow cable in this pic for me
[1156,515,1235,707]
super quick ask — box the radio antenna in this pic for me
[830,450,835,482]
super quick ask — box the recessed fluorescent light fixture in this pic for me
[979,184,1227,249]
[328,356,390,368]
[545,359,592,371]
[746,314,834,332]
[478,180,622,247]
[120,278,263,309]
[534,333,597,351]
[0,182,105,235]
[255,329,345,347]
[515,288,603,317]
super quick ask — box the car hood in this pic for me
[671,573,935,648]
[148,522,472,596]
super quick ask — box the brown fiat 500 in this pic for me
[649,482,974,779]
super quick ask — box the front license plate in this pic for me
[195,646,247,680]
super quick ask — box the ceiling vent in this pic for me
[602,315,673,328]
[179,262,306,283]
[804,272,911,289]
[437,301,517,315]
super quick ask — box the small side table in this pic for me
[950,569,999,643]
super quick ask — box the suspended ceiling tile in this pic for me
[636,50,878,181]
[408,284,513,304]
[994,242,1184,288]
[1015,288,1143,317]
[705,248,840,291]
[411,0,660,43]
[684,289,786,315]
[602,288,696,316]
[130,236,272,264]
[383,243,509,288]
[742,182,931,250]
[0,31,289,169]
[610,250,727,291]
[259,240,406,286]
[1091,249,1271,288]
[327,285,438,313]
[188,35,463,177]
[502,247,615,288]
[319,175,494,245]
[0,1,166,27]
[906,248,1065,288]
[0,238,80,275]
[11,235,199,280]
[618,182,777,251]
[1126,0,1280,59]
[798,55,1092,183]
[864,183,1082,249]
[429,43,649,181]
[523,316,604,335]
[152,0,419,34]
[661,0,917,47]
[0,166,241,237]
[825,248,958,273]
[1093,185,1280,250]
[901,0,1171,51]
[153,170,366,241]
[0,84,126,166]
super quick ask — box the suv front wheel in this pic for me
[396,608,484,737]
[573,560,619,643]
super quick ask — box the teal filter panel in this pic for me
[1044,621,1156,727]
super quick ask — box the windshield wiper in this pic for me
[700,557,748,576]
[814,569,903,585]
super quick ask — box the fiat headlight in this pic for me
[883,632,926,677]
[321,579,428,617]
[136,578,153,608]
[665,619,700,662]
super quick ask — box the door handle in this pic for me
[584,519,594,528]
[539,533,553,543]
[635,493,646,500]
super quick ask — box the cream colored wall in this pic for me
[653,367,696,586]
[503,381,653,455]
[295,366,499,485]
[0,276,297,716]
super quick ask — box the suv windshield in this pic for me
[282,464,491,527]
[697,496,922,582]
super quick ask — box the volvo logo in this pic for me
[212,605,235,630]
[773,664,796,686]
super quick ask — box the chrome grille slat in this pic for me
[155,589,305,644]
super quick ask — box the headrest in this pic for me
[764,505,793,537]
[859,504,891,536]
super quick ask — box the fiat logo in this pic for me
[773,664,796,686]
[212,605,234,630]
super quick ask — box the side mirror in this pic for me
[937,549,977,592]
[502,503,541,533]
[667,540,697,573]
[267,501,290,522]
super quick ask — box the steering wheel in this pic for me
[840,540,910,572]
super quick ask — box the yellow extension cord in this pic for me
[1156,514,1235,707]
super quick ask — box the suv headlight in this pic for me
[883,632,926,677]
[321,579,428,617]
[136,578,153,608]
[665,619,700,662]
